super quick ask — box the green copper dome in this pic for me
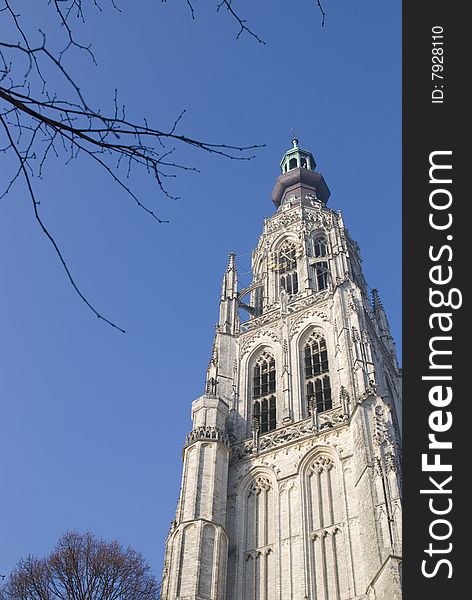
[280,137,317,173]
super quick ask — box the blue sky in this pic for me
[0,0,400,580]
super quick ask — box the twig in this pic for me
[315,0,326,27]
[0,112,126,333]
[216,0,266,44]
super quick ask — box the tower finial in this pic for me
[219,252,239,334]
[290,129,299,148]
[221,252,238,301]
[227,252,236,272]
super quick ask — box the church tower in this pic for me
[160,139,402,600]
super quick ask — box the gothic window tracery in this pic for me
[252,352,277,433]
[309,235,330,292]
[277,241,299,296]
[313,261,329,291]
[305,454,347,599]
[310,235,328,258]
[304,332,332,414]
[243,475,275,600]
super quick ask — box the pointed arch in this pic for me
[309,230,329,258]
[308,230,331,292]
[270,232,300,252]
[295,325,334,419]
[239,337,281,439]
[246,346,278,435]
[252,351,277,433]
[304,331,332,414]
[269,236,302,299]
[234,467,278,600]
[299,446,349,600]
[297,444,341,477]
[277,240,299,295]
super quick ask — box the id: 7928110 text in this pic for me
[431,25,444,104]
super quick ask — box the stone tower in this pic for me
[160,139,402,600]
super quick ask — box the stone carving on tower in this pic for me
[160,138,402,600]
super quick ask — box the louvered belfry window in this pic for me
[253,353,277,433]
[310,236,330,292]
[278,242,299,295]
[305,334,332,414]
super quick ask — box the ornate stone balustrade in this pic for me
[317,404,347,429]
[240,289,330,333]
[232,405,348,461]
[185,425,230,448]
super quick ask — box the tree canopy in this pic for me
[0,532,160,600]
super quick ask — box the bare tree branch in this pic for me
[2,0,328,332]
[0,0,264,332]
[315,0,326,28]
[0,112,126,332]
[216,0,266,44]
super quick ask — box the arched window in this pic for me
[309,235,330,292]
[278,241,299,295]
[304,333,332,414]
[311,236,328,258]
[312,261,329,291]
[253,352,276,433]
[289,157,298,170]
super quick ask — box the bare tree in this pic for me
[0,531,160,600]
[0,1,265,331]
